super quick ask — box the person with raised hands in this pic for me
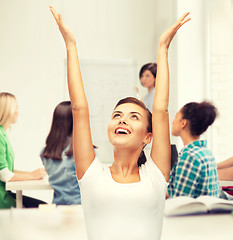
[50,6,190,240]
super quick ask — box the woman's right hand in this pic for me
[49,6,76,47]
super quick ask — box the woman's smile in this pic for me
[115,127,131,135]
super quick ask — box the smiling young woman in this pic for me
[49,5,190,240]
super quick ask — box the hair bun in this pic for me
[181,101,218,136]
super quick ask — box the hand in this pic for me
[159,12,191,49]
[31,168,47,180]
[49,6,76,47]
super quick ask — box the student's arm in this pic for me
[151,13,191,181]
[217,156,233,169]
[50,6,95,179]
[9,168,47,181]
[0,137,46,182]
[218,167,233,180]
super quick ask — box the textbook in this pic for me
[164,195,233,216]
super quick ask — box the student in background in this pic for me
[139,63,178,170]
[50,6,190,240]
[217,156,233,180]
[41,101,81,205]
[0,92,46,209]
[139,63,157,113]
[168,101,220,198]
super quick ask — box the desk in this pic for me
[219,180,233,187]
[1,206,232,240]
[0,205,87,240]
[161,213,233,240]
[6,178,52,208]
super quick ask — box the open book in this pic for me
[164,195,233,216]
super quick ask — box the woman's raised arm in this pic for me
[151,13,191,181]
[50,6,95,179]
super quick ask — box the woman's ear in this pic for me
[144,132,152,145]
[181,119,188,129]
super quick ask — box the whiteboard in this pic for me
[64,58,137,163]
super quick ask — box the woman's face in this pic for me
[108,103,151,150]
[140,70,156,90]
[171,109,183,136]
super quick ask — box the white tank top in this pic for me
[79,156,167,240]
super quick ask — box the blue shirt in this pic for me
[41,147,81,205]
[168,140,219,198]
[143,88,155,113]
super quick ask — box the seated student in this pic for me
[168,101,220,198]
[0,92,47,209]
[217,156,233,180]
[40,101,82,205]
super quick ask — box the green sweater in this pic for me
[0,126,16,208]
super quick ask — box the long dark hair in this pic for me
[41,101,73,160]
[114,97,152,167]
[181,101,218,137]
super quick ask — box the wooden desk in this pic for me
[6,177,52,208]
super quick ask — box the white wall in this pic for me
[172,0,233,159]
[210,0,233,162]
[0,0,174,201]
[1,0,231,202]
[170,0,212,150]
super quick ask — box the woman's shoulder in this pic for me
[141,157,167,183]
[78,155,108,184]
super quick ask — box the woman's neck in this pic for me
[111,148,141,176]
[181,133,200,147]
[148,86,154,93]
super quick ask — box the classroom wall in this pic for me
[0,0,231,202]
[172,0,211,150]
[0,0,175,202]
[210,0,233,162]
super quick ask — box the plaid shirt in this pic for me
[168,140,219,198]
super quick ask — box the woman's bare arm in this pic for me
[9,169,47,181]
[151,13,191,181]
[218,167,233,180]
[217,156,233,169]
[50,6,95,179]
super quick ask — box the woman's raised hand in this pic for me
[49,6,76,47]
[159,12,191,49]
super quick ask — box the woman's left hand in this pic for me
[49,6,76,47]
[159,12,191,49]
